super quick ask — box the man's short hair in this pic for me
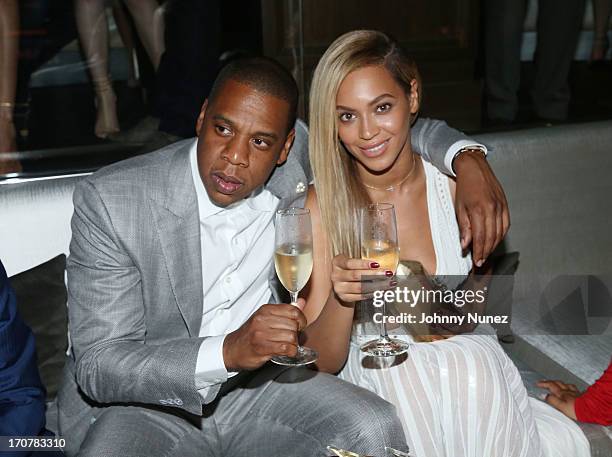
[208,56,299,133]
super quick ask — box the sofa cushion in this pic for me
[477,121,612,298]
[0,174,83,277]
[9,255,68,400]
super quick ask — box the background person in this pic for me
[484,0,587,123]
[114,0,222,151]
[538,360,612,425]
[74,0,164,138]
[0,259,64,457]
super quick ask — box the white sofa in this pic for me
[0,174,85,277]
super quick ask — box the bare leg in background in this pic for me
[0,0,22,173]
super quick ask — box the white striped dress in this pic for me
[338,160,590,457]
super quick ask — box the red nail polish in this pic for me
[390,280,398,287]
[370,262,380,268]
[385,270,393,277]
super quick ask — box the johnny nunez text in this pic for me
[373,312,509,326]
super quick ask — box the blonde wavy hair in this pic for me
[309,30,422,258]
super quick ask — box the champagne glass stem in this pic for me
[380,299,389,339]
[289,289,306,356]
[379,273,396,340]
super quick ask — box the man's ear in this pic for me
[409,79,420,115]
[195,99,209,136]
[277,128,295,165]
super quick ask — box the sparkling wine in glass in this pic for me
[272,207,318,366]
[360,203,409,357]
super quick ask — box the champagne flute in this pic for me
[272,207,318,366]
[360,203,409,357]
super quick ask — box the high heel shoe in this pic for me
[590,35,609,63]
[93,77,120,139]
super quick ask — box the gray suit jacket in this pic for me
[60,118,470,423]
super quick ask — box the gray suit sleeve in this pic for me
[410,117,471,175]
[67,179,204,416]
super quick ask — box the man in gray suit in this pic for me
[59,57,508,456]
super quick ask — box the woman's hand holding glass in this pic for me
[330,254,395,304]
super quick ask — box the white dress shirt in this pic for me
[189,142,279,399]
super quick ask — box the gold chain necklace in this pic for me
[360,154,416,191]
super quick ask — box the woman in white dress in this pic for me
[301,30,590,457]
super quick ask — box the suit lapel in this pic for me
[150,141,202,336]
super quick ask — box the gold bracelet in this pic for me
[452,145,487,163]
[0,102,15,109]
